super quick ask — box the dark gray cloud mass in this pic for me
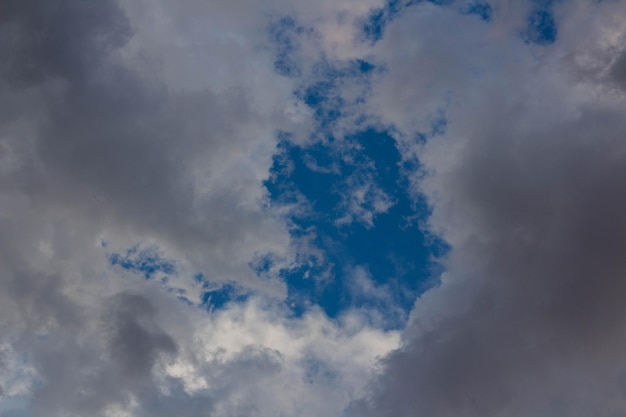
[0,0,131,87]
[358,111,626,416]
[351,2,626,416]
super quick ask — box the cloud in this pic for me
[0,0,401,415]
[0,0,307,300]
[6,0,626,415]
[349,1,626,416]
[1,288,399,416]
[344,265,407,328]
[335,169,394,229]
[0,0,393,302]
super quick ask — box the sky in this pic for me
[2,0,626,416]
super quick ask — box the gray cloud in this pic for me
[106,293,178,381]
[0,0,295,414]
[358,108,626,417]
[0,0,131,87]
[0,0,305,301]
[9,292,176,417]
[352,1,626,416]
[0,0,401,415]
[610,48,626,86]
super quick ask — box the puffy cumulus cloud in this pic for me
[349,1,626,416]
[0,289,399,417]
[161,299,400,417]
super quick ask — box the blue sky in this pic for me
[265,129,442,324]
[106,0,556,324]
[107,125,445,327]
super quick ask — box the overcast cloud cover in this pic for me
[2,0,626,416]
